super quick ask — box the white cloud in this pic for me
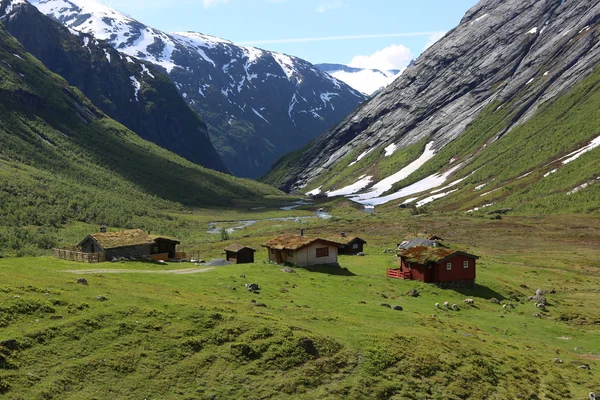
[424,31,447,50]
[316,1,344,13]
[203,0,228,8]
[349,44,414,71]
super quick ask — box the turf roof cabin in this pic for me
[329,232,366,255]
[388,246,479,288]
[224,244,256,264]
[262,234,341,267]
[78,229,180,261]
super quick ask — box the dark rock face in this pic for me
[28,0,366,178]
[278,0,600,191]
[1,1,228,173]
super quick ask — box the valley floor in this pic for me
[1,203,600,399]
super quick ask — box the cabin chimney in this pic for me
[99,223,107,233]
[300,228,304,236]
[341,232,346,237]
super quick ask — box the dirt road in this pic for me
[63,268,214,275]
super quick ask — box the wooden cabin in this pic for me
[224,244,256,264]
[262,234,341,267]
[73,229,181,261]
[388,246,479,288]
[329,232,366,255]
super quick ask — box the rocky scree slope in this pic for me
[28,0,366,178]
[0,0,228,174]
[267,0,600,207]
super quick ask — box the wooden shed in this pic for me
[329,232,366,255]
[388,246,479,288]
[262,234,341,267]
[224,244,256,264]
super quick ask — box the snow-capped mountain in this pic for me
[0,0,228,174]
[28,0,366,177]
[316,63,402,95]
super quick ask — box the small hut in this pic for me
[224,244,256,264]
[262,234,341,267]
[329,232,366,255]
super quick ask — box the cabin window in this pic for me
[463,261,469,269]
[352,243,359,249]
[446,262,452,270]
[316,247,329,258]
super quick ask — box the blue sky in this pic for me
[102,0,479,70]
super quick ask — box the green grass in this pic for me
[1,212,599,399]
[0,23,283,256]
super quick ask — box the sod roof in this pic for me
[327,235,366,246]
[398,246,478,264]
[80,229,156,250]
[262,234,341,251]
[224,244,256,252]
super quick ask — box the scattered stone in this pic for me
[298,338,319,357]
[579,364,591,370]
[0,339,19,351]
[12,295,20,299]
[227,286,236,291]
[534,295,547,306]
[381,248,395,254]
[535,289,544,296]
[406,289,419,297]
[380,293,388,299]
[552,358,563,364]
[111,257,118,262]
[206,258,233,267]
[77,278,88,285]
[358,301,366,304]
[519,284,529,289]
[490,298,501,304]
[380,303,391,308]
[245,283,261,293]
[280,267,296,273]
[590,392,600,400]
[96,295,108,301]
[392,305,403,311]
[357,252,366,256]
[240,274,246,278]
[533,313,541,318]
[279,288,289,293]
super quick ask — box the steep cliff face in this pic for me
[0,0,228,173]
[267,0,600,212]
[28,0,366,177]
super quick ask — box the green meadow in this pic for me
[1,207,599,399]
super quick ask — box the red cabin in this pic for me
[388,246,479,288]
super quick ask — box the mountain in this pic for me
[0,0,228,174]
[316,63,402,95]
[0,21,279,239]
[264,0,600,214]
[27,0,366,178]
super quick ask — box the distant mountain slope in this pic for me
[316,63,402,95]
[264,0,600,213]
[0,0,228,173]
[28,0,366,177]
[0,22,279,235]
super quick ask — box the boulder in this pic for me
[280,267,296,273]
[96,295,108,301]
[380,303,391,308]
[357,252,366,256]
[245,283,261,293]
[392,305,403,311]
[590,392,600,400]
[406,289,419,297]
[490,298,501,304]
[76,278,88,285]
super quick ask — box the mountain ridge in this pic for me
[28,0,366,177]
[263,0,600,213]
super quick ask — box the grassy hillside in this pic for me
[0,23,281,255]
[1,213,599,399]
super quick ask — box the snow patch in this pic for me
[526,78,534,85]
[130,75,141,101]
[272,53,297,80]
[12,53,23,60]
[140,63,155,78]
[416,189,458,207]
[527,27,538,35]
[480,187,501,197]
[252,108,270,124]
[384,143,398,157]
[306,186,322,196]
[560,136,600,165]
[466,203,495,213]
[473,13,489,23]
[327,176,373,197]
[103,49,111,63]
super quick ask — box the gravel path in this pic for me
[63,268,214,275]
